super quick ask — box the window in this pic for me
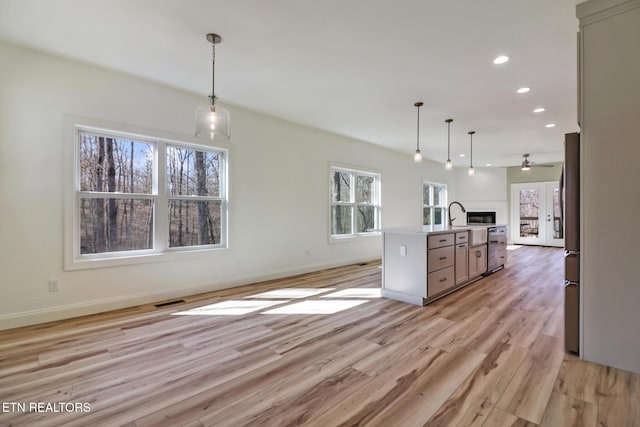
[423,182,447,226]
[166,145,223,248]
[75,128,227,262]
[330,167,380,237]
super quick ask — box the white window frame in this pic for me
[65,123,228,270]
[329,166,381,239]
[164,143,227,250]
[423,181,448,226]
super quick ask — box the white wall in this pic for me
[0,41,456,329]
[452,167,508,226]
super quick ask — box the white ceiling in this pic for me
[0,0,580,167]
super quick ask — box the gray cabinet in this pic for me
[426,236,455,297]
[455,243,469,285]
[468,245,487,279]
[382,228,487,306]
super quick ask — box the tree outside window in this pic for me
[330,167,380,237]
[423,182,447,226]
[76,129,227,260]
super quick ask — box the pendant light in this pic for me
[413,102,424,163]
[445,118,453,170]
[468,131,475,176]
[195,33,230,141]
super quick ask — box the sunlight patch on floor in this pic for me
[172,300,286,316]
[321,288,381,298]
[507,245,522,250]
[244,288,335,299]
[261,299,368,315]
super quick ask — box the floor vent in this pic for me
[154,299,186,308]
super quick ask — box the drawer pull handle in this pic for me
[439,239,447,242]
[490,240,498,243]
[439,256,447,260]
[439,278,447,282]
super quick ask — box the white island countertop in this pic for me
[383,224,496,235]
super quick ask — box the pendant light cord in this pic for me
[447,119,451,160]
[416,106,420,151]
[210,43,216,106]
[469,131,475,167]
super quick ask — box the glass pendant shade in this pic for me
[445,118,453,170]
[414,150,423,163]
[468,130,475,176]
[413,101,424,163]
[195,104,230,141]
[195,33,230,141]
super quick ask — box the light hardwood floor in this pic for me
[1,246,639,426]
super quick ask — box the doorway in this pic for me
[511,182,564,247]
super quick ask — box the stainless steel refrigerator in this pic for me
[561,132,580,355]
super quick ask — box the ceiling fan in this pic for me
[521,153,554,170]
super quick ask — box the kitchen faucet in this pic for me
[448,201,467,227]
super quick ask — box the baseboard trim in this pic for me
[0,257,379,331]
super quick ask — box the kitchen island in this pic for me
[382,225,504,306]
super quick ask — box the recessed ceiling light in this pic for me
[486,163,492,167]
[533,107,545,113]
[545,123,556,128]
[493,55,509,65]
[517,87,530,94]
[459,154,466,157]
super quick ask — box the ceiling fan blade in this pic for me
[531,163,555,167]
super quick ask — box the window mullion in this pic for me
[155,142,168,252]
[351,173,356,235]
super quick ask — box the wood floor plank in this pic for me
[303,345,447,426]
[539,392,597,427]
[554,355,602,404]
[425,342,529,427]
[1,247,639,426]
[596,364,640,427]
[364,346,486,426]
[496,334,565,424]
[481,407,539,427]
[193,338,382,427]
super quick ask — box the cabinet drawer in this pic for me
[488,250,507,267]
[455,232,469,244]
[497,250,507,265]
[488,235,507,247]
[428,266,455,296]
[428,233,454,249]
[428,245,455,272]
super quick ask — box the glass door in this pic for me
[510,182,564,247]
[546,182,564,247]
[512,183,546,245]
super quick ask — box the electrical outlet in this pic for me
[48,279,59,292]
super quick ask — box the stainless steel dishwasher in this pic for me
[486,225,507,274]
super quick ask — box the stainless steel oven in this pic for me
[466,211,496,225]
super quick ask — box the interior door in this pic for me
[511,182,564,247]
